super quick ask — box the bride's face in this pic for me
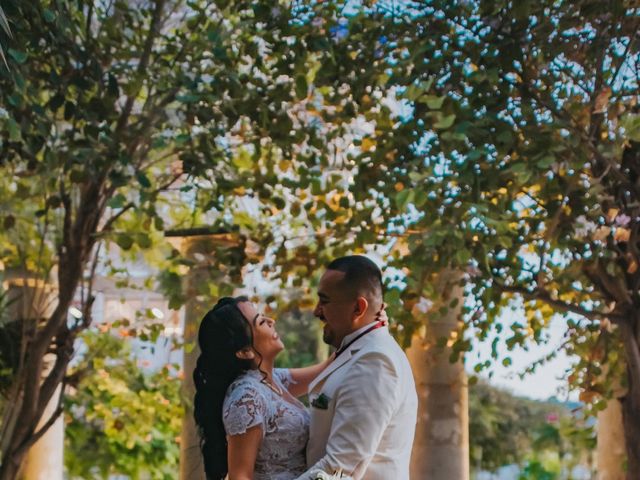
[237,301,284,361]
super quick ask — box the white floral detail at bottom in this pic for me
[311,469,354,480]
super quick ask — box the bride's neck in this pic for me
[254,358,275,381]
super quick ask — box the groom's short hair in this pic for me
[326,255,383,300]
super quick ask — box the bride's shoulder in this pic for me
[226,370,264,396]
[223,371,270,435]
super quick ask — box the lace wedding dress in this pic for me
[223,368,310,479]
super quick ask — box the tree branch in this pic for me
[33,338,74,436]
[609,9,636,92]
[98,172,183,236]
[583,260,633,306]
[495,282,623,324]
[115,0,166,134]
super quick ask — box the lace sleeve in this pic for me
[223,380,267,436]
[274,368,296,389]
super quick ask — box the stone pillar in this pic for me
[21,366,64,480]
[597,398,626,480]
[3,273,62,480]
[172,231,244,480]
[407,270,469,480]
[179,237,212,480]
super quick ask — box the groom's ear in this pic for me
[353,297,369,319]
[235,347,255,360]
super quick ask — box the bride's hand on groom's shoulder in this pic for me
[375,303,388,324]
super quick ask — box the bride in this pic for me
[193,296,333,480]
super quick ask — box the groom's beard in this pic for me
[322,328,333,346]
[322,325,340,348]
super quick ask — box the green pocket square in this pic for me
[311,393,330,410]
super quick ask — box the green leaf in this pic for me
[176,93,199,103]
[233,211,255,229]
[272,196,286,210]
[7,94,21,108]
[43,9,56,23]
[123,78,143,96]
[413,189,428,207]
[404,79,433,101]
[207,29,220,43]
[434,113,456,130]
[154,215,165,231]
[419,95,445,109]
[295,75,308,99]
[7,118,21,141]
[232,149,253,172]
[509,162,532,183]
[621,114,640,142]
[536,155,555,168]
[395,189,415,210]
[135,233,152,249]
[175,133,190,145]
[136,172,152,188]
[467,149,484,161]
[115,234,134,250]
[107,194,127,209]
[454,249,470,265]
[7,48,27,64]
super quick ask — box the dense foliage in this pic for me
[315,0,639,470]
[65,331,182,480]
[468,380,594,473]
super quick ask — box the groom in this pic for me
[296,255,417,480]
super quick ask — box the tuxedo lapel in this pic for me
[308,327,389,394]
[308,348,353,394]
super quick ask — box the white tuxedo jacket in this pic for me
[295,325,417,480]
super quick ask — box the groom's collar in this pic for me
[338,321,387,351]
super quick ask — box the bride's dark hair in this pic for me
[193,296,255,480]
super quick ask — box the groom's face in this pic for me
[314,269,357,348]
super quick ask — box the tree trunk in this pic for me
[619,321,640,479]
[597,398,626,480]
[406,270,469,480]
[621,384,640,479]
